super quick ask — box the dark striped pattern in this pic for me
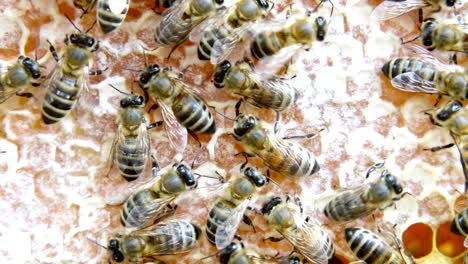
[155,15,195,46]
[451,208,468,236]
[345,228,401,264]
[246,82,297,112]
[198,25,230,60]
[172,92,216,134]
[206,200,236,245]
[146,221,199,253]
[116,138,148,181]
[97,0,129,33]
[41,75,80,124]
[121,189,159,227]
[250,31,286,60]
[381,58,436,82]
[324,192,369,221]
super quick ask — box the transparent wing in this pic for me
[401,43,454,70]
[390,71,440,94]
[159,0,191,23]
[158,99,188,154]
[210,25,252,64]
[189,6,229,43]
[255,43,304,71]
[215,199,251,249]
[169,74,212,108]
[123,190,176,228]
[0,84,19,104]
[371,0,428,21]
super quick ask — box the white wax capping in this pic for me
[110,0,128,14]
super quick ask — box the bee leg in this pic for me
[47,40,60,62]
[15,92,34,99]
[294,195,303,214]
[449,53,458,65]
[423,143,455,152]
[187,130,202,148]
[151,154,159,177]
[235,98,244,116]
[264,236,284,242]
[147,121,163,130]
[166,44,181,59]
[235,152,251,169]
[88,66,108,76]
[418,8,423,24]
[148,103,159,114]
[242,214,256,233]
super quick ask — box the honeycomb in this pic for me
[0,0,467,263]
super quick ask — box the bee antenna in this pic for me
[194,172,224,182]
[64,14,82,33]
[209,106,236,121]
[141,47,149,67]
[123,67,142,73]
[199,252,220,262]
[86,237,108,250]
[109,84,131,95]
[85,20,97,33]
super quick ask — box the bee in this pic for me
[261,196,335,263]
[420,18,468,53]
[74,0,130,33]
[323,163,407,222]
[121,163,198,228]
[345,227,406,264]
[213,60,299,112]
[249,14,327,61]
[41,19,103,125]
[371,0,456,21]
[139,65,216,152]
[0,55,42,104]
[154,0,224,48]
[232,114,319,177]
[381,57,467,101]
[107,219,201,263]
[425,100,468,192]
[196,0,271,63]
[218,239,262,264]
[451,207,468,248]
[206,166,267,248]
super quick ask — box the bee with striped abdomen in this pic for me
[120,163,198,228]
[206,166,267,248]
[154,0,224,49]
[345,227,408,264]
[451,207,468,247]
[232,114,319,177]
[74,0,130,33]
[42,18,104,124]
[0,55,42,104]
[107,219,201,263]
[139,65,216,153]
[323,163,407,222]
[420,18,468,54]
[213,59,299,112]
[249,14,327,61]
[371,0,456,21]
[262,196,335,263]
[196,0,271,63]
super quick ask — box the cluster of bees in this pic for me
[0,0,467,263]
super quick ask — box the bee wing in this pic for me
[124,193,176,228]
[390,71,440,94]
[215,199,251,249]
[210,24,252,64]
[189,6,229,43]
[371,0,428,21]
[115,122,152,176]
[0,84,20,104]
[401,44,451,68]
[158,0,203,43]
[246,70,299,105]
[450,132,468,193]
[158,99,188,154]
[322,186,381,220]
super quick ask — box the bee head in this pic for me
[233,114,257,137]
[421,18,436,48]
[139,64,161,87]
[213,60,231,88]
[288,256,301,264]
[120,95,144,108]
[261,196,282,215]
[69,33,97,49]
[255,0,270,9]
[219,242,241,263]
[21,56,41,79]
[383,170,403,194]
[177,164,197,187]
[315,16,327,41]
[244,167,266,187]
[436,100,462,121]
[445,0,456,6]
[108,239,124,263]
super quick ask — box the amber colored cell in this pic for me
[436,221,467,258]
[454,194,468,213]
[402,222,434,258]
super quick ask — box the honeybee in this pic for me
[213,60,299,112]
[323,163,407,222]
[261,196,335,263]
[0,55,42,104]
[218,239,262,264]
[196,0,271,63]
[249,14,327,61]
[154,0,224,48]
[232,114,319,177]
[107,219,201,263]
[425,100,468,192]
[74,0,130,33]
[345,227,407,264]
[451,207,468,247]
[371,0,456,21]
[206,166,267,248]
[420,18,468,53]
[139,65,216,152]
[41,20,103,124]
[121,163,198,228]
[381,57,467,101]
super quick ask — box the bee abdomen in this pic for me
[250,31,285,60]
[121,189,160,227]
[268,142,319,177]
[198,24,230,60]
[116,139,148,181]
[381,58,436,82]
[206,200,236,245]
[41,76,79,124]
[451,208,468,236]
[324,192,365,221]
[150,221,200,253]
[345,228,397,264]
[173,93,216,134]
[155,17,192,46]
[97,0,129,33]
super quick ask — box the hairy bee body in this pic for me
[108,220,201,263]
[421,18,468,53]
[381,58,468,100]
[0,56,42,104]
[233,114,319,177]
[41,33,99,124]
[121,164,197,227]
[154,0,223,47]
[261,196,335,263]
[97,0,130,33]
[371,0,456,21]
[324,166,405,222]
[213,60,298,112]
[206,167,266,247]
[197,0,269,61]
[345,227,404,264]
[219,240,261,264]
[250,15,327,60]
[451,207,468,236]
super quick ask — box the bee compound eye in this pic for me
[87,37,95,47]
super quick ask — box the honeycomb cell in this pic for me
[402,222,434,258]
[436,221,467,258]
